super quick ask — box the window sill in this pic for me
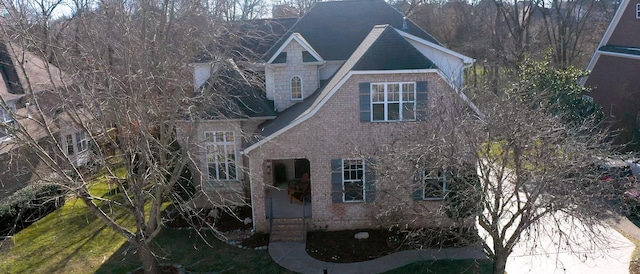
[421,197,446,201]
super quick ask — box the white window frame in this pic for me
[64,130,89,156]
[205,131,238,181]
[422,170,448,200]
[342,159,365,202]
[370,82,416,122]
[636,3,640,19]
[0,104,16,139]
[290,75,303,100]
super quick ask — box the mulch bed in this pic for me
[162,206,252,231]
[306,228,479,263]
[162,205,269,248]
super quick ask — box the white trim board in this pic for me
[266,33,324,64]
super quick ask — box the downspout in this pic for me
[317,61,327,91]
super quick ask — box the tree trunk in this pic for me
[138,244,159,274]
[493,252,508,274]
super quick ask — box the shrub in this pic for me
[0,184,64,236]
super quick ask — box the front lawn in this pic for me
[0,174,289,273]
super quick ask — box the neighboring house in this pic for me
[582,0,640,149]
[184,0,477,233]
[0,41,88,200]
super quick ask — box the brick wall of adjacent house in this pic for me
[249,72,469,232]
[265,40,319,111]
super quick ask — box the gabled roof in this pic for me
[267,33,324,64]
[256,25,389,140]
[353,26,436,70]
[248,25,449,152]
[264,0,442,62]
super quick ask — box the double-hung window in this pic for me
[342,159,365,202]
[636,3,640,18]
[371,82,416,122]
[422,169,448,200]
[205,131,237,181]
[65,131,89,156]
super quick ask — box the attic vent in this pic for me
[273,52,287,63]
[302,51,318,62]
[0,42,23,94]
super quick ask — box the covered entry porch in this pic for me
[264,158,312,219]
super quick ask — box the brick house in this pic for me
[184,0,477,234]
[582,0,640,149]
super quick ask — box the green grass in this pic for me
[0,173,290,274]
[385,259,494,274]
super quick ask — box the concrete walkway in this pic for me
[268,241,486,274]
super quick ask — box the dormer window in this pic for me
[291,76,303,100]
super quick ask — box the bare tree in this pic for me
[0,0,264,272]
[371,63,625,274]
[540,0,616,68]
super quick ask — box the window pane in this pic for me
[424,179,444,199]
[372,84,384,102]
[208,163,218,179]
[388,103,400,121]
[215,132,224,142]
[66,134,74,155]
[228,163,237,180]
[402,83,415,101]
[372,104,385,121]
[291,76,302,99]
[218,163,227,180]
[403,103,415,120]
[344,181,364,201]
[388,84,399,101]
[205,132,214,142]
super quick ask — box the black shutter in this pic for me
[415,81,428,121]
[359,82,371,122]
[364,159,376,203]
[331,159,343,203]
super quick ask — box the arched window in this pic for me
[291,76,302,100]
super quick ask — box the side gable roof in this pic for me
[264,0,442,62]
[266,33,324,64]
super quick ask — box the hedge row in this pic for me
[0,184,65,237]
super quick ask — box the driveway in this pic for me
[497,214,635,274]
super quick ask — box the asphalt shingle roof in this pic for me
[264,0,442,61]
[353,26,436,70]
